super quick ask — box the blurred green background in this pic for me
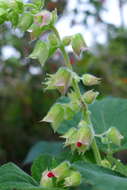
[0,0,127,168]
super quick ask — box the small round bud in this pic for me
[48,33,59,46]
[62,36,72,46]
[82,74,101,86]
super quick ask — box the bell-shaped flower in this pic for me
[82,74,101,86]
[71,33,88,56]
[75,122,94,154]
[61,120,94,154]
[106,127,124,146]
[44,67,73,94]
[40,170,55,188]
[83,90,99,104]
[42,103,64,131]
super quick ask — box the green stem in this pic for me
[52,26,102,165]
[92,139,102,165]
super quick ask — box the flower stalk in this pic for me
[51,25,102,165]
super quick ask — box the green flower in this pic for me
[83,90,99,104]
[44,67,73,94]
[42,103,64,131]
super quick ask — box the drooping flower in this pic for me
[61,120,94,154]
[42,103,64,131]
[44,67,73,95]
[106,127,124,146]
[40,170,55,188]
[71,33,88,56]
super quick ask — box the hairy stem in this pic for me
[52,26,102,165]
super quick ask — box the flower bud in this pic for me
[42,103,64,131]
[52,161,71,180]
[64,171,81,187]
[83,90,99,104]
[106,127,124,146]
[82,74,101,86]
[48,33,59,46]
[44,67,72,94]
[62,36,72,46]
[71,33,88,56]
[40,170,55,188]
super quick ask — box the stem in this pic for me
[52,26,102,165]
[92,139,102,165]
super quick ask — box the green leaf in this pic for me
[0,162,63,190]
[29,40,49,66]
[0,162,38,190]
[24,141,63,164]
[73,162,127,190]
[31,154,57,183]
[89,97,127,152]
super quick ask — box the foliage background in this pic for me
[0,0,127,170]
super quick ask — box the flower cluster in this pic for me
[61,120,94,154]
[40,161,81,188]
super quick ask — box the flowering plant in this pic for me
[0,1,127,190]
